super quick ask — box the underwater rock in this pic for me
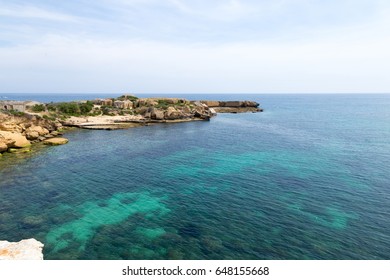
[0,238,44,260]
[21,215,45,228]
[178,223,202,238]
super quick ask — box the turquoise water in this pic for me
[1,94,390,259]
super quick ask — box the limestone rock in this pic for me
[224,101,243,107]
[165,107,181,120]
[25,131,39,140]
[0,131,31,148]
[0,238,44,260]
[136,98,159,107]
[25,126,49,140]
[0,142,7,152]
[197,100,261,113]
[43,137,69,146]
[200,100,220,107]
[151,108,165,120]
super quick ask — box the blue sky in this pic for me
[0,0,389,93]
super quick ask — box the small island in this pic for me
[0,95,262,156]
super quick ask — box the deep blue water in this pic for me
[1,94,390,259]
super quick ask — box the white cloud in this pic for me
[167,0,259,22]
[0,29,389,93]
[0,5,80,22]
[0,1,390,93]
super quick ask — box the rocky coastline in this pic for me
[0,111,68,155]
[0,95,262,154]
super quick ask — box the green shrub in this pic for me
[8,110,25,116]
[117,95,138,101]
[57,102,80,115]
[156,100,170,109]
[31,104,45,112]
[42,115,56,121]
[79,101,93,114]
[47,103,57,112]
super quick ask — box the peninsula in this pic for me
[0,95,262,156]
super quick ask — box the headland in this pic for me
[0,95,262,157]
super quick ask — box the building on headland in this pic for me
[0,101,41,112]
[93,98,114,106]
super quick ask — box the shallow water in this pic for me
[1,94,390,259]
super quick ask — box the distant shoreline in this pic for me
[0,95,262,157]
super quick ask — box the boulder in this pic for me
[54,122,63,130]
[151,108,165,120]
[43,137,69,146]
[134,106,149,115]
[0,238,44,260]
[0,142,8,152]
[25,126,49,136]
[25,131,39,140]
[165,107,181,120]
[0,131,31,148]
[192,104,213,120]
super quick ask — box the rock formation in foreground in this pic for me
[0,238,44,260]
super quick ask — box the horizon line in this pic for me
[1,92,390,95]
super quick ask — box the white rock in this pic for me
[0,238,44,260]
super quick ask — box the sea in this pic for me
[0,93,389,260]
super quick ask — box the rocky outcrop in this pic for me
[134,98,189,108]
[43,137,69,146]
[150,108,165,120]
[25,125,50,140]
[200,100,262,113]
[191,101,215,120]
[0,238,44,260]
[1,96,262,139]
[0,112,64,155]
[132,98,214,121]
[0,131,31,148]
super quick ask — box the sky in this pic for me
[0,0,389,94]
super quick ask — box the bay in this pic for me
[0,94,389,259]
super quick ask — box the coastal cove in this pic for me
[0,94,390,259]
[0,95,261,158]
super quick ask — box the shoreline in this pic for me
[0,95,263,156]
